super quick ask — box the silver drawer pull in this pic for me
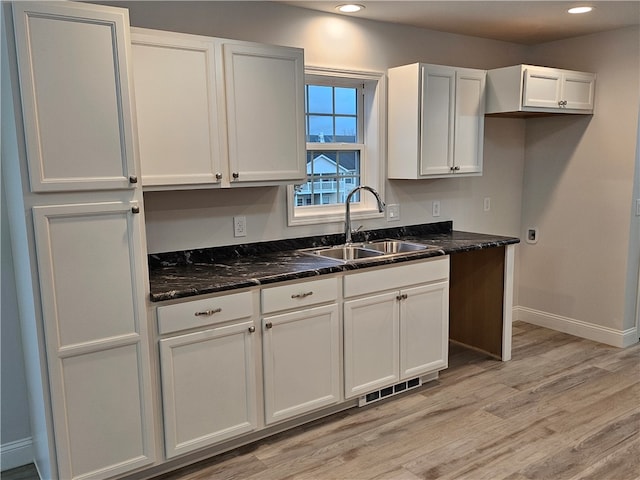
[194,308,222,317]
[291,291,313,299]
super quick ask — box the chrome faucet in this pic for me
[344,186,385,244]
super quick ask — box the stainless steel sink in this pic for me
[361,239,432,254]
[305,245,384,262]
[301,239,439,263]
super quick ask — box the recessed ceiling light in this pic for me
[336,4,365,14]
[568,6,593,14]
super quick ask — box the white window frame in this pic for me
[287,67,386,226]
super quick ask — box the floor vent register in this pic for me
[358,377,422,407]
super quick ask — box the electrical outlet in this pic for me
[526,227,539,244]
[483,197,491,212]
[233,216,246,237]
[432,200,441,217]
[387,204,400,222]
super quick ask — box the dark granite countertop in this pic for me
[148,221,519,302]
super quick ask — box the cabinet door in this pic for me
[523,67,562,108]
[454,69,485,174]
[131,30,225,187]
[344,292,400,399]
[562,71,595,110]
[400,281,449,379]
[32,202,155,479]
[223,43,305,183]
[12,2,138,192]
[159,321,258,458]
[263,304,340,424]
[419,65,456,176]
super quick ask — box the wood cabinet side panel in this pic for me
[449,247,505,358]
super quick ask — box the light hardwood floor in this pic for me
[4,321,639,480]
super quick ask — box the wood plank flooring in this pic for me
[4,321,639,480]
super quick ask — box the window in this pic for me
[287,68,385,226]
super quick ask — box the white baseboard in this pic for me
[514,306,639,348]
[1,437,33,471]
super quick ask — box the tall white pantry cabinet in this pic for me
[5,2,156,479]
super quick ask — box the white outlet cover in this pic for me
[387,204,400,222]
[432,201,441,217]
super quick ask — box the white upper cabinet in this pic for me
[486,64,596,115]
[224,43,306,184]
[388,63,486,179]
[12,2,139,192]
[131,29,225,188]
[131,28,305,189]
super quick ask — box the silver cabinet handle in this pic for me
[265,321,273,329]
[215,172,222,180]
[248,326,256,333]
[131,205,140,214]
[396,293,408,301]
[194,308,222,317]
[232,172,239,179]
[291,291,313,299]
[454,166,460,171]
[129,175,138,184]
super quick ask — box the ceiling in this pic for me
[280,1,640,44]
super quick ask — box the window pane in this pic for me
[336,151,359,175]
[308,116,333,142]
[335,117,357,142]
[335,87,356,115]
[307,85,333,114]
[295,150,361,207]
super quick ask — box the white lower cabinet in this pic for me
[157,292,258,458]
[261,277,341,424]
[399,282,449,379]
[262,304,340,424]
[32,201,156,479]
[344,291,400,398]
[154,262,448,461]
[343,258,450,399]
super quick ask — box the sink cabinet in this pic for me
[388,63,486,179]
[486,64,595,115]
[131,28,305,189]
[343,258,450,399]
[261,278,341,424]
[156,291,259,458]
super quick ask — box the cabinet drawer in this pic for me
[344,257,449,298]
[262,277,338,314]
[157,291,254,335]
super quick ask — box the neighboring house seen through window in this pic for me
[287,68,385,226]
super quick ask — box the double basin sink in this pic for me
[301,239,440,263]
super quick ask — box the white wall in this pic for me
[1,181,32,469]
[519,26,640,337]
